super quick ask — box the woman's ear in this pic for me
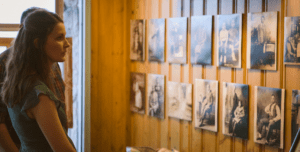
[34,38,39,49]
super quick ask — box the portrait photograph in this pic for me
[130,19,145,61]
[130,73,146,114]
[148,18,165,62]
[194,79,218,132]
[217,14,242,68]
[247,12,278,70]
[167,17,187,64]
[147,74,165,119]
[292,90,300,142]
[254,86,285,149]
[284,16,300,64]
[191,15,212,65]
[222,82,249,139]
[168,81,192,121]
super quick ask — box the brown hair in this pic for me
[2,10,63,107]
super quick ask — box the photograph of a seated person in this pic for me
[257,94,281,145]
[232,100,245,136]
[198,84,214,127]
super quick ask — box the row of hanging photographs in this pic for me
[131,72,300,149]
[130,11,300,71]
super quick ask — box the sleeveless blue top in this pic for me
[7,81,75,152]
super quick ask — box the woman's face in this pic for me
[44,22,70,63]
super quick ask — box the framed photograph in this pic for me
[148,18,165,62]
[222,82,249,139]
[191,15,212,65]
[167,17,187,64]
[284,16,300,65]
[292,90,300,142]
[130,73,146,114]
[247,12,278,70]
[147,74,165,119]
[217,14,242,68]
[194,79,218,132]
[130,19,145,61]
[254,86,285,149]
[168,81,192,121]
[290,128,300,152]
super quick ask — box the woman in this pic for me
[2,10,76,152]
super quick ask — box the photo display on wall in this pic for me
[191,15,212,65]
[167,17,187,64]
[148,18,165,62]
[222,82,249,140]
[284,16,300,65]
[130,73,146,114]
[130,19,145,61]
[217,14,242,68]
[254,86,285,149]
[167,81,192,121]
[292,90,300,142]
[148,74,165,119]
[247,11,278,71]
[194,79,218,132]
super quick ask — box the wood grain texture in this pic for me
[90,0,298,151]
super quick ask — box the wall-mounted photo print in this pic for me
[168,17,187,64]
[254,86,285,149]
[130,73,146,114]
[130,19,145,61]
[247,12,278,70]
[217,14,242,68]
[191,15,212,65]
[168,81,192,121]
[284,16,300,64]
[222,82,249,139]
[148,74,165,119]
[194,79,218,132]
[148,18,165,62]
[292,90,300,142]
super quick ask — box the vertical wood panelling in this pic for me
[91,0,299,151]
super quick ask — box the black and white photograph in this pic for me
[247,12,278,70]
[194,79,218,132]
[148,18,165,62]
[191,15,212,65]
[168,81,192,121]
[130,73,146,114]
[222,82,249,139]
[168,17,187,64]
[130,19,145,61]
[284,16,300,64]
[148,74,165,119]
[217,14,242,68]
[254,86,285,149]
[292,90,300,142]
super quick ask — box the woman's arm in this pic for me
[29,94,76,152]
[0,123,18,152]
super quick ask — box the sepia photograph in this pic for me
[247,12,278,70]
[191,15,212,65]
[194,79,218,132]
[148,18,165,62]
[130,19,145,61]
[292,90,300,142]
[168,81,192,121]
[254,86,285,149]
[217,14,242,68]
[284,16,300,64]
[168,17,187,64]
[222,82,249,139]
[148,74,165,119]
[130,73,146,114]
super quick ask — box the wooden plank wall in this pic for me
[90,0,300,151]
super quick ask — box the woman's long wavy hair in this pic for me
[2,10,63,107]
